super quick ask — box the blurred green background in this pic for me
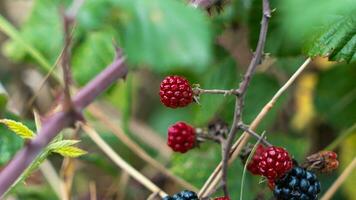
[0,0,355,199]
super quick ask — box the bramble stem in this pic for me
[218,0,271,197]
[0,54,127,196]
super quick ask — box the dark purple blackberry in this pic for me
[162,190,198,200]
[273,166,321,200]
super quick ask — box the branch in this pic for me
[60,0,85,111]
[0,54,128,196]
[198,58,312,197]
[219,0,271,197]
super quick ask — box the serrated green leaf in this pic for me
[305,16,356,63]
[0,83,8,114]
[48,140,77,150]
[117,0,212,71]
[47,140,80,151]
[0,119,35,139]
[52,146,87,158]
[72,30,116,85]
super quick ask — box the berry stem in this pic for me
[0,51,128,196]
[193,88,240,96]
[237,124,272,147]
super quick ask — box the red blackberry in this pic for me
[159,75,193,108]
[248,146,293,180]
[167,122,196,153]
[214,197,230,200]
[273,166,321,200]
[162,190,198,200]
[247,144,266,175]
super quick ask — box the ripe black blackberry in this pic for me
[162,190,198,200]
[273,166,321,200]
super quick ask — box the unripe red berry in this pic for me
[247,144,266,175]
[247,146,293,180]
[167,122,196,153]
[159,75,193,108]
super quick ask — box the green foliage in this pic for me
[4,0,68,64]
[0,126,23,165]
[117,0,212,71]
[72,30,116,85]
[305,16,356,63]
[243,74,286,130]
[315,64,356,128]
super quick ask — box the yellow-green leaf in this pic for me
[0,119,35,139]
[52,146,87,158]
[47,140,80,151]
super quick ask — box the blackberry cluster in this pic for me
[162,190,198,200]
[273,166,321,200]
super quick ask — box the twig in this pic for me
[0,53,128,196]
[39,160,62,199]
[198,58,312,197]
[193,88,240,96]
[60,0,85,112]
[320,157,356,200]
[219,0,271,197]
[81,123,168,198]
[238,124,272,147]
[89,181,97,200]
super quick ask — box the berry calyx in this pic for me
[159,75,193,108]
[162,190,198,200]
[167,122,196,153]
[247,146,293,180]
[214,197,230,200]
[273,166,321,200]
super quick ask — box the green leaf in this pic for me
[0,83,8,114]
[0,119,35,139]
[305,16,356,63]
[0,126,23,165]
[52,146,87,158]
[47,140,80,151]
[314,64,356,128]
[117,0,212,71]
[72,30,116,85]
